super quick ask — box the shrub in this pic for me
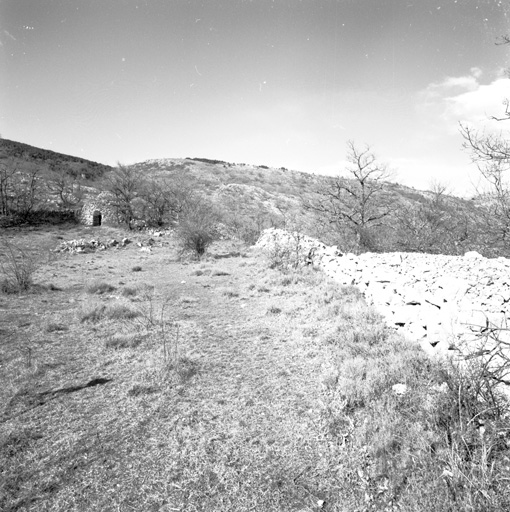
[176,195,219,259]
[262,231,308,271]
[0,240,39,293]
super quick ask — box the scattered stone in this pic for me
[54,238,128,254]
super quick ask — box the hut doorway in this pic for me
[92,211,102,226]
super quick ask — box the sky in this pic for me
[1,0,509,196]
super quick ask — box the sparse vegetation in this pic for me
[1,228,510,511]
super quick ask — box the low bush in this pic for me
[0,240,39,293]
[175,195,219,259]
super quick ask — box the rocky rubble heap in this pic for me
[256,228,510,357]
[54,238,131,254]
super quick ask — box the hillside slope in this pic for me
[0,139,494,256]
[0,138,112,181]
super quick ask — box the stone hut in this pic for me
[80,192,118,226]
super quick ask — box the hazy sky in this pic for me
[1,0,509,195]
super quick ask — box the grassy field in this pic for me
[1,225,510,511]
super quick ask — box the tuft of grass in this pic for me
[78,300,138,322]
[105,332,145,349]
[165,356,200,383]
[45,322,68,333]
[86,281,116,295]
[127,384,159,396]
[78,302,107,323]
[104,302,140,320]
[121,286,138,297]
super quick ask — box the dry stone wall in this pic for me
[256,228,510,357]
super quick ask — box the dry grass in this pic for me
[85,280,116,294]
[1,227,509,511]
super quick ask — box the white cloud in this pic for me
[419,69,510,133]
[444,79,509,126]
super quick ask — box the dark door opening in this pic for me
[92,211,102,226]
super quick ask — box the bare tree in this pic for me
[307,141,393,251]
[47,163,83,210]
[0,155,17,216]
[139,176,194,227]
[460,126,510,252]
[395,192,470,255]
[458,34,510,253]
[10,167,42,220]
[103,164,145,228]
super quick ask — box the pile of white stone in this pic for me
[54,238,131,254]
[256,228,510,357]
